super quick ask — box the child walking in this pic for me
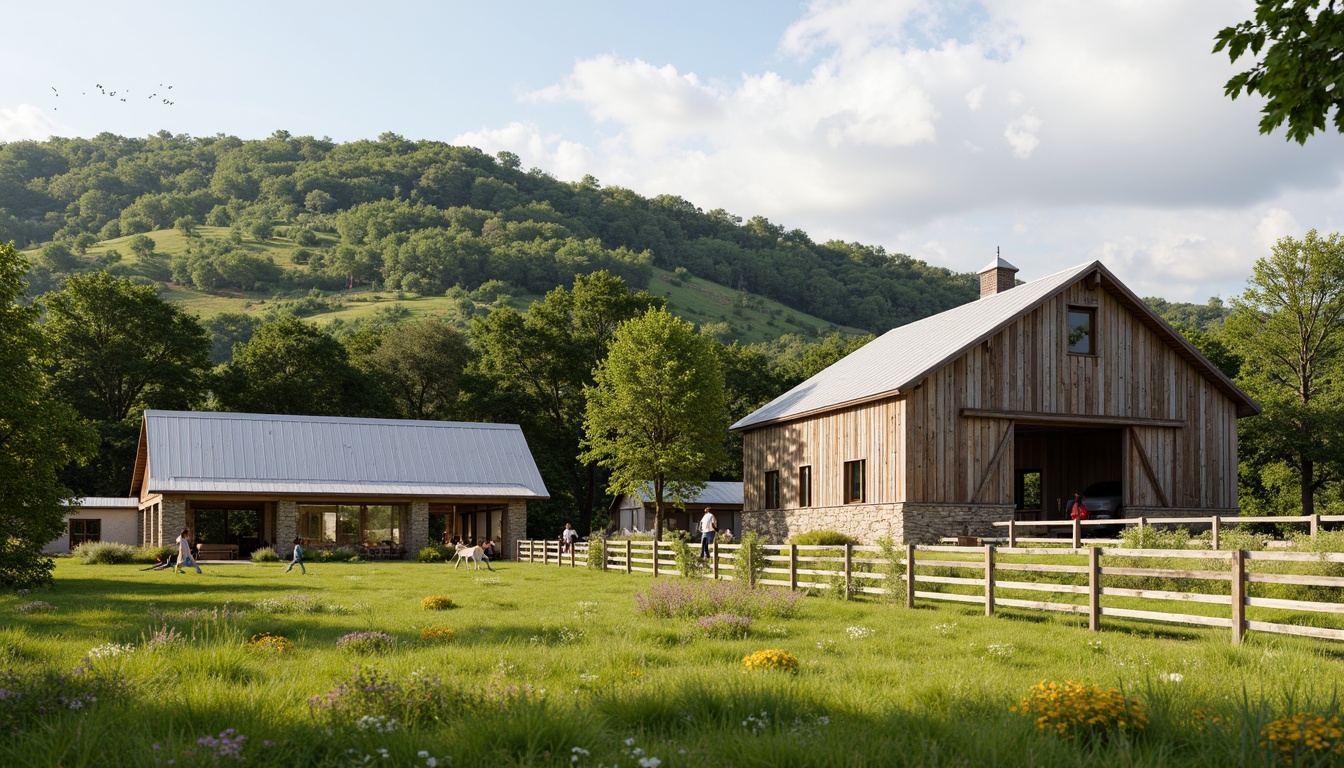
[173,528,202,574]
[285,537,306,574]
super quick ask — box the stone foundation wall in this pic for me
[742,502,1013,544]
[897,503,1012,544]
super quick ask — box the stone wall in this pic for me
[503,502,527,560]
[742,502,1012,544]
[407,501,429,558]
[161,496,186,545]
[275,500,298,552]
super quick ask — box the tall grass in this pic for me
[5,559,1344,766]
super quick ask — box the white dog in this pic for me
[453,543,493,571]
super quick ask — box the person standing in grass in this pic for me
[699,507,718,559]
[285,537,306,574]
[561,523,577,554]
[174,528,202,574]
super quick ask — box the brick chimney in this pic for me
[978,254,1018,298]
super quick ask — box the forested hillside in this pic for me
[1,131,976,333]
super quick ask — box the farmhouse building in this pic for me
[130,410,548,559]
[731,260,1259,544]
[44,497,142,554]
[609,481,744,536]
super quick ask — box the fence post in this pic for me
[1231,549,1245,645]
[601,538,608,571]
[1138,516,1147,532]
[625,539,632,575]
[1212,516,1221,550]
[747,543,755,588]
[984,544,995,617]
[789,544,798,591]
[558,541,563,568]
[712,540,719,579]
[542,540,549,565]
[904,543,915,609]
[843,543,853,601]
[1312,514,1321,540]
[1072,518,1081,549]
[652,540,659,578]
[570,544,576,568]
[1088,547,1101,632]
[1007,519,1017,548]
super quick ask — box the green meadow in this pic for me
[3,559,1344,767]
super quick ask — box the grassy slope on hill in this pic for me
[31,227,864,344]
[1,559,1342,767]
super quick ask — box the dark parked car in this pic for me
[1080,481,1123,536]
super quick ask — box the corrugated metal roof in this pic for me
[637,481,743,506]
[141,410,549,498]
[732,263,1096,430]
[74,497,141,508]
[731,260,1259,430]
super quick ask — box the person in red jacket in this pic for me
[1067,492,1089,521]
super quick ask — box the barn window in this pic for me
[1068,307,1095,354]
[69,518,101,549]
[844,460,866,503]
[798,465,812,507]
[764,470,781,509]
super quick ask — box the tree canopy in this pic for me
[1215,1,1344,143]
[582,307,729,540]
[0,242,96,587]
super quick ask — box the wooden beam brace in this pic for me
[971,423,1015,503]
[1127,426,1170,508]
[961,408,1183,429]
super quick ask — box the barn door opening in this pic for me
[1014,425,1123,520]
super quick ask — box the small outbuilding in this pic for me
[731,260,1259,543]
[609,481,744,537]
[44,497,141,554]
[131,410,549,559]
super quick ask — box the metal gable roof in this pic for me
[731,262,1096,430]
[139,410,549,498]
[637,481,744,506]
[730,261,1258,431]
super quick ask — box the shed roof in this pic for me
[131,410,549,499]
[731,261,1258,430]
[75,497,141,508]
[637,481,743,506]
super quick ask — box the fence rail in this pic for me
[987,513,1344,548]
[516,538,1344,645]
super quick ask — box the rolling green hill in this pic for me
[26,226,864,344]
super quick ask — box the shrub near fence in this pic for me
[518,538,1344,646]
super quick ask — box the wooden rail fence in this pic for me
[990,513,1344,548]
[515,538,1344,645]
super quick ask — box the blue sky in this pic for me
[4,0,1343,302]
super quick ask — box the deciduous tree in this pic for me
[1215,1,1344,143]
[365,319,472,420]
[1225,230,1344,515]
[0,242,96,587]
[582,307,728,540]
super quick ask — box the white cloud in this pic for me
[468,0,1344,302]
[0,104,63,141]
[1003,114,1041,159]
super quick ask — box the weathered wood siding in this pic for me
[901,278,1239,508]
[741,399,903,510]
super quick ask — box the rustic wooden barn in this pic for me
[731,259,1259,544]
